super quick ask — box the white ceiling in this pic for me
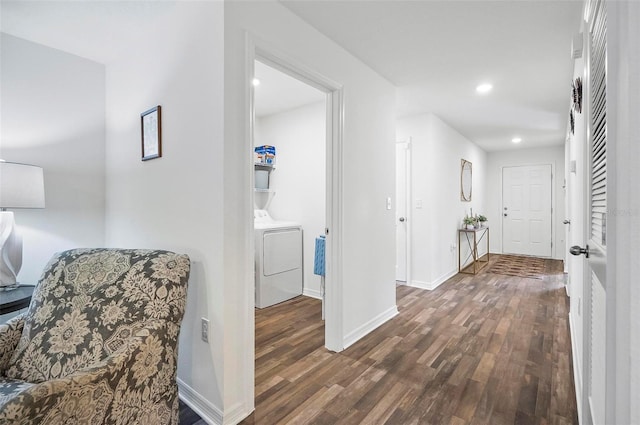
[281,0,583,151]
[254,61,326,118]
[1,1,583,152]
[0,1,180,64]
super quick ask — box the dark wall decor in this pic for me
[570,110,575,135]
[141,105,162,161]
[572,77,583,113]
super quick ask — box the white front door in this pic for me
[502,164,553,257]
[395,141,410,283]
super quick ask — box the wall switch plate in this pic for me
[201,318,209,343]
[386,197,392,210]
[415,199,423,209]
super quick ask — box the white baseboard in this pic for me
[178,378,223,425]
[569,314,583,425]
[222,401,252,425]
[343,305,399,349]
[303,287,322,300]
[408,269,457,291]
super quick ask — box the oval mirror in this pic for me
[461,159,472,202]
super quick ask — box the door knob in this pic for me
[570,245,589,258]
[563,219,571,224]
[399,217,406,222]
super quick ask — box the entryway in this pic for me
[502,164,553,257]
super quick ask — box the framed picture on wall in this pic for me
[141,105,162,161]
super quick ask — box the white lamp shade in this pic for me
[0,161,45,209]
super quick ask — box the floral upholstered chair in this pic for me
[0,248,190,424]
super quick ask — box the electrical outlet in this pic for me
[201,318,209,343]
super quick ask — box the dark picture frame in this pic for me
[141,105,162,161]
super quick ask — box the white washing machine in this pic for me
[255,212,303,308]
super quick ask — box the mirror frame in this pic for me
[461,159,472,202]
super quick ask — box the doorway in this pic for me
[250,45,345,355]
[253,59,326,311]
[502,164,553,257]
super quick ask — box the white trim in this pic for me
[243,34,257,420]
[303,287,322,300]
[408,280,432,290]
[342,305,399,349]
[323,73,345,353]
[569,314,584,425]
[178,378,223,425]
[407,269,457,291]
[222,402,250,425]
[406,139,412,287]
[430,269,458,289]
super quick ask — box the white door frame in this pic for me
[248,38,345,355]
[395,139,412,286]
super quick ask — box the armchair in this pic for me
[0,248,190,424]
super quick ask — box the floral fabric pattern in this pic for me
[0,248,190,424]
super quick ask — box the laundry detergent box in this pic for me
[254,145,276,165]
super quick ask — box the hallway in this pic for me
[238,255,577,424]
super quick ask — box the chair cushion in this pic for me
[4,248,189,384]
[0,378,34,408]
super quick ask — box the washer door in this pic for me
[263,229,302,276]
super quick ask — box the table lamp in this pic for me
[0,161,45,289]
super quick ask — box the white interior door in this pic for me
[502,164,552,257]
[395,141,410,283]
[573,2,608,423]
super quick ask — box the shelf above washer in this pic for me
[254,163,275,171]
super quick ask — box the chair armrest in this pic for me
[0,322,180,424]
[0,314,25,373]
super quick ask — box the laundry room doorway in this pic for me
[250,49,343,356]
[252,59,326,311]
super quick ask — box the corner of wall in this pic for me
[178,379,224,425]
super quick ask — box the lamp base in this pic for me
[0,211,23,288]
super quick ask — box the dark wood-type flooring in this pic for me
[185,255,577,425]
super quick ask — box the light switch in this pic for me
[415,199,423,209]
[386,197,392,210]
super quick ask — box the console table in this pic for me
[0,284,35,315]
[458,227,490,274]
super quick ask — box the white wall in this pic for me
[397,113,487,289]
[486,146,565,259]
[225,2,397,421]
[255,101,326,298]
[102,2,225,421]
[0,34,105,284]
[608,2,640,423]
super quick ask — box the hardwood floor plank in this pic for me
[471,352,496,383]
[238,255,577,425]
[279,383,343,425]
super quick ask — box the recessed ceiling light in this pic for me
[252,78,260,87]
[476,83,493,94]
[512,137,522,143]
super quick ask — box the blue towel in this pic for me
[314,235,326,276]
